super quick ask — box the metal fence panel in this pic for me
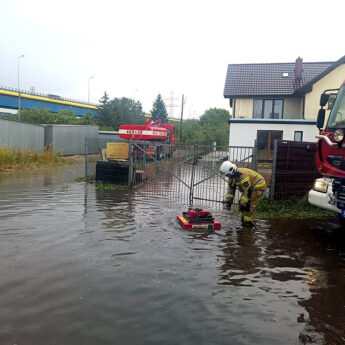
[86,139,254,209]
[271,140,320,200]
[132,144,254,208]
[44,125,99,155]
[0,118,44,152]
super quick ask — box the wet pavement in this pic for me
[1,164,345,344]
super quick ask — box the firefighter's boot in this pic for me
[242,189,265,227]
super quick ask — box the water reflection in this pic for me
[219,227,261,286]
[1,164,345,344]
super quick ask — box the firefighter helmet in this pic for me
[220,161,237,176]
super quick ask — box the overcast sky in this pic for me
[1,0,344,119]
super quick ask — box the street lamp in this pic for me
[88,76,94,103]
[18,54,25,121]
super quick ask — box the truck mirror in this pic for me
[320,93,329,107]
[317,108,325,129]
[328,94,336,110]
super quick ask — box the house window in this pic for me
[253,99,283,119]
[294,131,303,142]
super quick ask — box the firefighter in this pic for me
[219,161,266,226]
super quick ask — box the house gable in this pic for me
[304,63,345,120]
[224,56,345,120]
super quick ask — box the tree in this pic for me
[199,108,230,126]
[99,91,109,106]
[151,94,168,122]
[178,108,230,146]
[97,91,110,126]
[97,97,145,130]
[199,108,230,146]
[79,112,95,125]
[13,108,97,125]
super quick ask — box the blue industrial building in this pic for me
[0,88,99,116]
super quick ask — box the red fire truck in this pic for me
[308,81,345,223]
[118,119,175,160]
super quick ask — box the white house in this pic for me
[223,55,345,159]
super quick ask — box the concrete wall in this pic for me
[304,63,345,120]
[44,125,99,155]
[0,118,44,151]
[229,119,318,147]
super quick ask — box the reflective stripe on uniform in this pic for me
[254,179,266,189]
[240,195,248,203]
[240,176,250,184]
[243,215,253,222]
[254,181,266,189]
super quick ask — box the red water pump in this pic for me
[177,208,221,230]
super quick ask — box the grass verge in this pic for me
[0,146,68,173]
[230,198,334,219]
[96,182,128,190]
[253,198,335,219]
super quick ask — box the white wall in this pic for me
[229,121,319,147]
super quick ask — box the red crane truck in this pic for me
[118,119,175,160]
[308,81,345,223]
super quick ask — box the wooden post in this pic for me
[269,139,278,202]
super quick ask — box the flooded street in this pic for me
[1,164,345,345]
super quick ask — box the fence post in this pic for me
[269,139,278,202]
[128,138,133,189]
[189,145,197,206]
[252,139,258,171]
[85,138,89,182]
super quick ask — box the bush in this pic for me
[0,146,67,172]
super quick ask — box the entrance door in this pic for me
[257,130,283,160]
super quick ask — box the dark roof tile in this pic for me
[224,61,334,97]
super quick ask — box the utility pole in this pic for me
[18,54,24,121]
[165,91,179,118]
[180,94,185,143]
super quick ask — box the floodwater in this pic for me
[1,164,345,345]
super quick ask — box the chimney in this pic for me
[294,57,303,88]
